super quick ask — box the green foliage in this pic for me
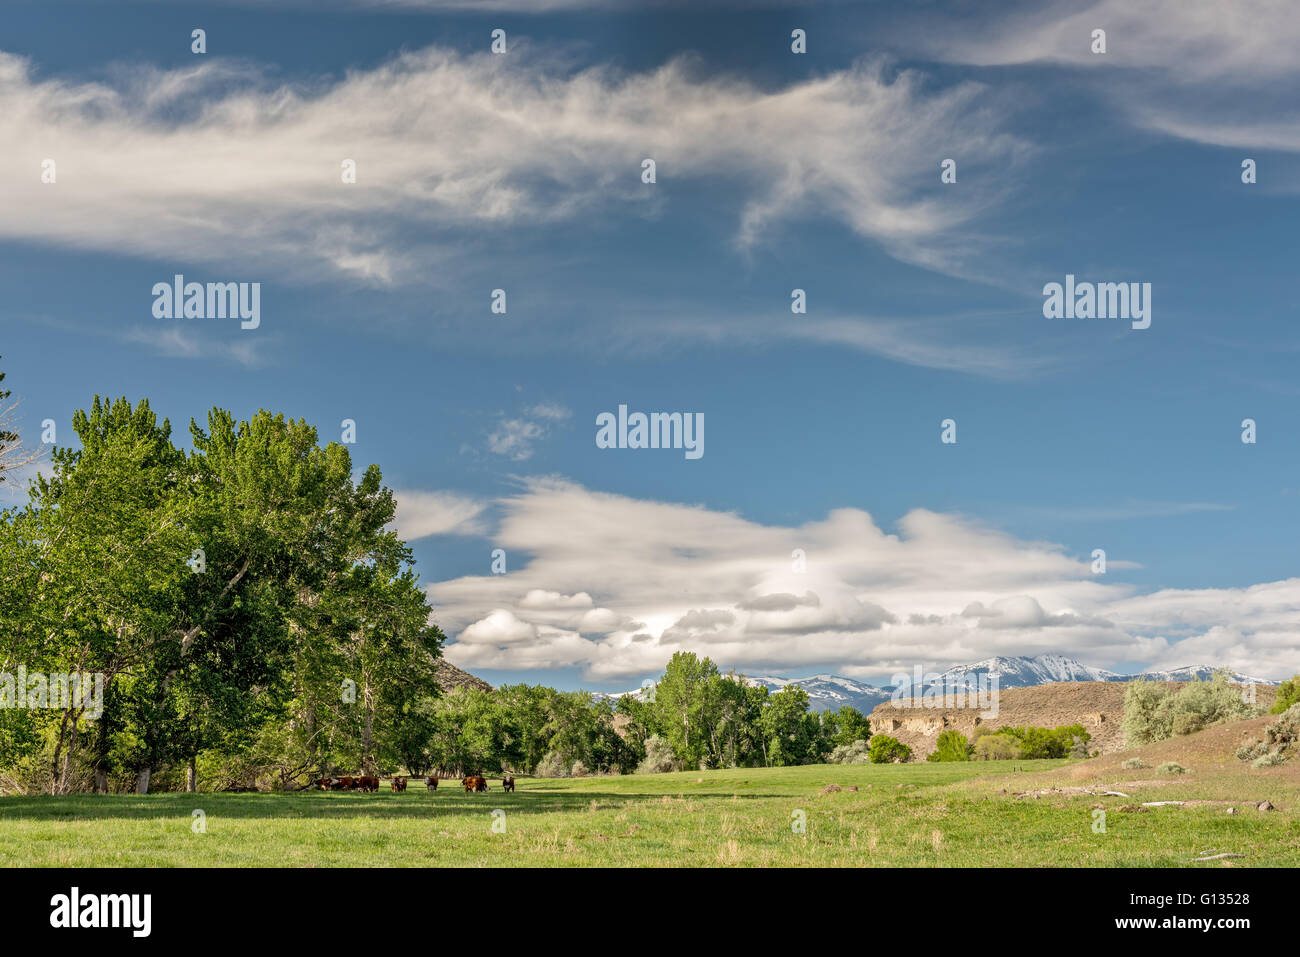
[973,733,1018,761]
[1122,672,1259,748]
[995,724,1090,759]
[926,730,971,762]
[821,706,872,749]
[868,735,911,764]
[1,390,445,793]
[1156,761,1186,775]
[1271,677,1300,715]
[1121,758,1146,770]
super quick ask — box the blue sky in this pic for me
[2,0,1298,691]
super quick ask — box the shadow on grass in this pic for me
[0,789,798,823]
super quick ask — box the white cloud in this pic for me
[427,478,1300,682]
[909,0,1300,152]
[122,326,264,367]
[393,489,489,540]
[0,47,1026,282]
[485,402,571,460]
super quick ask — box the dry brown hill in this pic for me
[434,658,493,694]
[869,681,1276,759]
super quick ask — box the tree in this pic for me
[1270,676,1300,715]
[759,685,816,766]
[3,396,446,793]
[0,357,33,485]
[868,735,911,763]
[652,651,720,769]
[822,706,872,749]
[926,729,971,762]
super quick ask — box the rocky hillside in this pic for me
[434,658,493,694]
[867,681,1277,759]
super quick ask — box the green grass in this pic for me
[1,761,1296,866]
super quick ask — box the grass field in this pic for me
[2,737,1297,866]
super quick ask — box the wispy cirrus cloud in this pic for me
[905,0,1300,152]
[0,46,1028,283]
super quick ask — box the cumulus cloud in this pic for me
[426,478,1300,682]
[0,46,1026,282]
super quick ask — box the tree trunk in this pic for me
[361,682,376,776]
[186,757,197,792]
[94,769,108,794]
[135,768,151,794]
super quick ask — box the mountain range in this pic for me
[594,654,1280,714]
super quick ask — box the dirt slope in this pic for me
[868,681,1275,759]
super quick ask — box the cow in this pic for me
[392,776,407,793]
[338,776,355,791]
[462,775,489,793]
[361,775,380,792]
[501,775,515,793]
[475,775,489,793]
[426,776,438,791]
[462,776,474,794]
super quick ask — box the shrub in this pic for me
[1236,741,1268,762]
[1156,761,1186,775]
[926,730,971,763]
[1172,712,1205,736]
[1263,703,1300,752]
[535,752,570,778]
[570,760,589,778]
[973,733,1019,761]
[1238,702,1300,766]
[1123,672,1260,747]
[1270,676,1300,715]
[827,739,872,765]
[1121,758,1145,770]
[635,734,679,774]
[867,735,912,764]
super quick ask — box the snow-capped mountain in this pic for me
[932,654,1275,690]
[740,674,894,713]
[931,654,1122,689]
[591,654,1278,714]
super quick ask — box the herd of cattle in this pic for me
[316,774,516,794]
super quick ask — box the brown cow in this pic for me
[338,775,355,791]
[363,775,380,792]
[475,775,489,793]
[462,775,489,793]
[461,776,474,794]
[501,775,515,793]
[426,776,438,791]
[392,776,407,793]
